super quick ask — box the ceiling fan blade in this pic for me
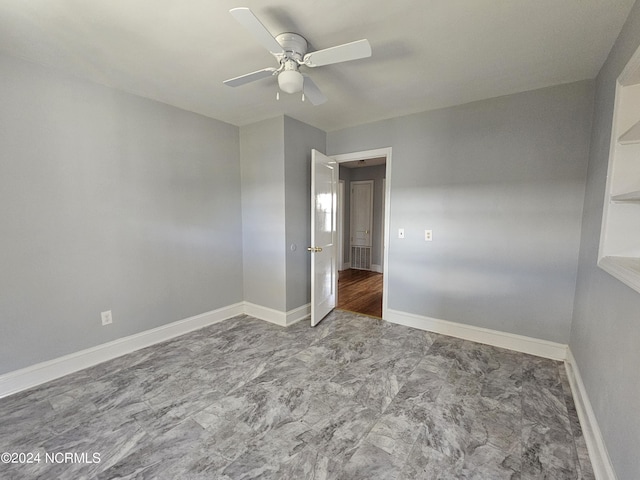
[223,68,276,87]
[229,7,283,54]
[303,39,371,67]
[303,76,327,106]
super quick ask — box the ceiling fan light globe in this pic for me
[278,70,304,94]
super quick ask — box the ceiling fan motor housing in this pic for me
[275,33,308,60]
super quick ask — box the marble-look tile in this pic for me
[437,368,522,454]
[340,441,405,480]
[405,329,437,354]
[0,311,593,479]
[521,355,564,389]
[459,443,521,479]
[353,368,404,413]
[220,419,310,479]
[315,333,383,367]
[210,383,295,433]
[202,357,275,395]
[364,412,424,461]
[191,412,255,461]
[479,350,523,404]
[300,404,380,464]
[522,381,572,434]
[426,335,501,378]
[397,431,463,479]
[80,370,150,418]
[275,446,342,480]
[362,356,451,461]
[521,420,577,479]
[95,418,229,480]
[289,344,345,370]
[133,389,223,437]
[39,410,148,479]
[353,353,423,413]
[323,369,368,401]
[421,401,474,460]
[0,398,59,451]
[387,362,449,426]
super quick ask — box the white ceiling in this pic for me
[0,0,634,131]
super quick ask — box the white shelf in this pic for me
[598,256,640,294]
[611,190,640,202]
[600,51,640,295]
[618,119,640,144]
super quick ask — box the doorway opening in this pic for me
[335,150,390,318]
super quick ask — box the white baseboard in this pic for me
[565,349,618,480]
[0,303,569,401]
[285,303,311,326]
[243,302,284,326]
[0,302,245,399]
[384,308,567,360]
[243,302,310,327]
[0,301,313,399]
[339,263,381,273]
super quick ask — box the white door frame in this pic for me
[338,180,345,270]
[381,178,386,273]
[331,147,392,319]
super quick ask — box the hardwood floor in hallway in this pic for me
[337,268,383,318]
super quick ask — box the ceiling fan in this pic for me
[223,7,372,105]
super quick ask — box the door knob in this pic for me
[307,247,323,252]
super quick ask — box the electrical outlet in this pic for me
[398,228,405,239]
[101,310,113,326]
[425,230,433,241]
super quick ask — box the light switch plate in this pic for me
[398,228,405,239]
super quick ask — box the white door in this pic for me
[350,181,373,247]
[310,149,337,326]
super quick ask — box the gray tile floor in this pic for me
[0,310,594,479]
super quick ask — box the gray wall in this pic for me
[240,115,326,313]
[283,116,326,311]
[240,118,286,312]
[339,165,386,268]
[0,53,243,374]
[570,2,640,478]
[328,81,594,343]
